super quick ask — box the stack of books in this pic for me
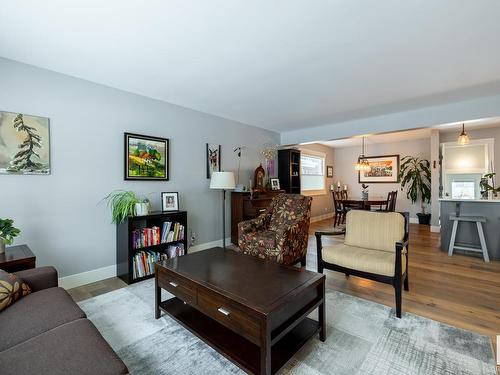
[160,222,185,243]
[166,243,185,258]
[132,251,168,279]
[132,227,161,249]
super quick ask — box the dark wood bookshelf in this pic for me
[278,148,301,194]
[116,210,188,284]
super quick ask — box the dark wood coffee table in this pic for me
[155,247,325,375]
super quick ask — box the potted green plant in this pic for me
[399,156,431,225]
[104,191,150,224]
[0,218,21,254]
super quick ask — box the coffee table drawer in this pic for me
[158,270,196,305]
[197,288,260,344]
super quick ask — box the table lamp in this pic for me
[210,171,235,248]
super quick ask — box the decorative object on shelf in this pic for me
[0,111,50,175]
[206,143,221,178]
[210,171,235,249]
[125,133,168,180]
[354,137,371,172]
[457,123,470,146]
[399,156,431,225]
[361,184,369,200]
[233,146,246,191]
[0,218,21,255]
[161,192,179,211]
[261,144,278,181]
[359,154,400,183]
[253,164,266,191]
[270,178,280,190]
[103,190,150,224]
[326,165,333,178]
[479,173,499,199]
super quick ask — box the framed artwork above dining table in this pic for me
[358,154,400,183]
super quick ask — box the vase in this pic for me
[361,191,368,201]
[135,203,150,216]
[0,240,5,254]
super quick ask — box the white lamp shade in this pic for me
[210,171,236,190]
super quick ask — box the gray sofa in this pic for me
[0,267,128,375]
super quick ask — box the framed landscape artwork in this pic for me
[206,143,221,178]
[0,111,50,175]
[125,133,169,180]
[358,155,400,183]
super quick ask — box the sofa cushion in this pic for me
[322,243,406,277]
[0,318,128,375]
[344,210,405,253]
[0,287,86,352]
[0,270,31,312]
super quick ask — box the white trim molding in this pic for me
[310,212,334,223]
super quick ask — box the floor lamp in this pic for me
[210,171,235,249]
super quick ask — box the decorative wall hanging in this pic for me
[358,155,400,183]
[124,133,168,180]
[0,111,50,175]
[206,143,221,178]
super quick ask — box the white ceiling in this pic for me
[1,1,500,132]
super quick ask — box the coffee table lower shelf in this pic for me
[159,297,319,374]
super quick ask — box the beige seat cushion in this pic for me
[344,210,405,253]
[322,243,406,277]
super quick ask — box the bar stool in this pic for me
[448,215,490,262]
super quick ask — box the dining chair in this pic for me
[376,191,398,212]
[332,191,344,227]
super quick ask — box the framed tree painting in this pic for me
[125,133,169,180]
[206,143,221,178]
[358,155,400,183]
[0,111,50,175]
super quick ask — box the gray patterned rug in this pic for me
[78,279,496,375]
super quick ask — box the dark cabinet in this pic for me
[278,149,301,194]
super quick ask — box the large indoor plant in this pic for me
[0,218,21,254]
[104,191,150,224]
[399,156,431,225]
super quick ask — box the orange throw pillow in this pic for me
[0,270,31,312]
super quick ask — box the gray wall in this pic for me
[0,58,279,277]
[332,138,431,219]
[298,143,335,218]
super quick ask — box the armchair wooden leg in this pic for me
[404,274,409,291]
[300,257,306,267]
[395,277,402,318]
[345,273,350,278]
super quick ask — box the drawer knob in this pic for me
[169,281,178,287]
[217,307,230,316]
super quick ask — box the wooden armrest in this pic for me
[315,229,345,237]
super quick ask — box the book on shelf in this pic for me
[132,226,161,249]
[166,243,185,258]
[160,221,185,244]
[132,245,186,280]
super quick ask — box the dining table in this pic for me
[342,196,388,210]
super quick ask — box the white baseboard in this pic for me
[409,217,419,224]
[310,212,334,223]
[59,265,116,290]
[430,225,441,233]
[59,237,233,290]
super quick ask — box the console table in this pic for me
[0,244,36,273]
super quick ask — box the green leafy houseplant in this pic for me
[0,218,21,253]
[104,191,149,224]
[399,156,431,223]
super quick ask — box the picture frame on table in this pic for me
[124,132,169,180]
[358,155,400,183]
[161,192,179,211]
[270,178,281,190]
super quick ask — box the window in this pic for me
[451,181,476,199]
[301,152,326,194]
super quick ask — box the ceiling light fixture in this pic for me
[457,123,470,145]
[354,137,371,172]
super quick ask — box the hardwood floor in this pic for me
[68,220,500,360]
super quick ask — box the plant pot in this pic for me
[0,240,5,254]
[134,203,150,216]
[417,213,431,225]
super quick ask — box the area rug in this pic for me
[78,279,496,375]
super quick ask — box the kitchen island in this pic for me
[439,198,500,260]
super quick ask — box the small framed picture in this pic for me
[161,192,179,211]
[326,165,333,178]
[270,178,280,190]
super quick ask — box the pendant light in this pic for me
[354,137,371,172]
[457,123,470,145]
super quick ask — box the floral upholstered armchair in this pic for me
[238,194,312,266]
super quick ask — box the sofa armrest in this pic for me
[14,266,58,292]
